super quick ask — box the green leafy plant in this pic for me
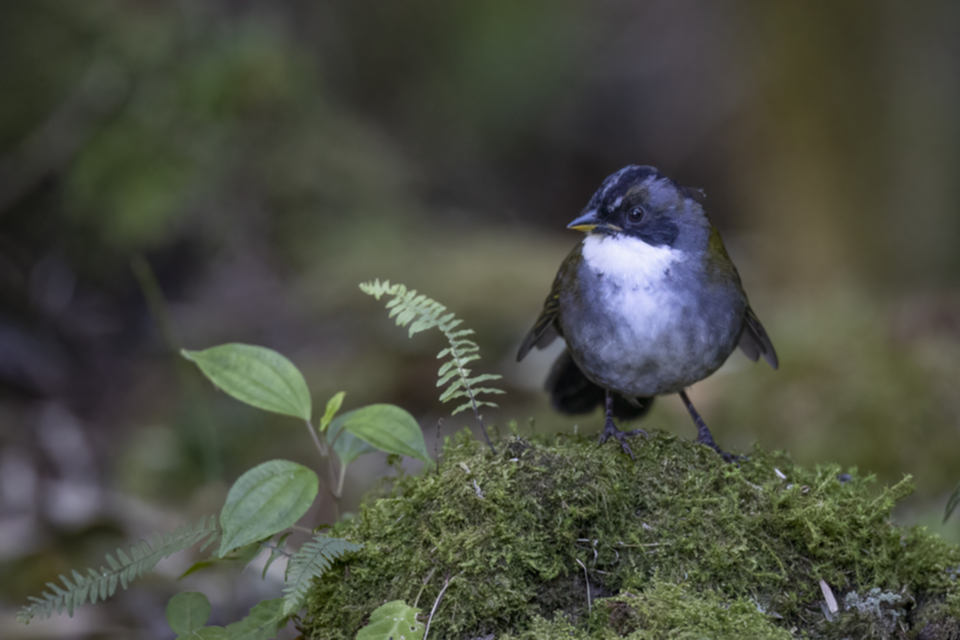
[19,280,504,639]
[360,279,504,451]
[180,343,430,513]
[18,345,423,634]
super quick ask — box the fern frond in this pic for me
[282,535,362,616]
[360,279,505,451]
[18,516,218,624]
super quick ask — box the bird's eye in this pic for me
[627,206,645,223]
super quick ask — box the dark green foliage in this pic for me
[18,516,218,624]
[302,433,960,639]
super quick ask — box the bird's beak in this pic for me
[568,210,620,234]
[567,210,601,233]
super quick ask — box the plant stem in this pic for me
[305,419,327,457]
[444,332,495,453]
[131,255,222,482]
[305,419,342,519]
[336,460,348,499]
[423,573,459,640]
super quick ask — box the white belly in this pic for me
[560,234,743,396]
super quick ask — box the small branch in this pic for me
[472,404,495,454]
[132,256,222,482]
[130,255,182,351]
[423,572,459,640]
[434,418,443,476]
[412,568,436,609]
[575,558,591,615]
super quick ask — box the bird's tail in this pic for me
[545,350,654,421]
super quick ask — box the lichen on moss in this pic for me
[302,431,960,639]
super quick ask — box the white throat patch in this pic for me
[580,234,682,286]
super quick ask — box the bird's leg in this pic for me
[679,389,738,462]
[598,390,647,460]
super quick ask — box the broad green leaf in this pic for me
[182,344,312,420]
[167,591,211,635]
[339,404,429,462]
[218,461,318,557]
[328,410,377,466]
[356,600,424,640]
[945,481,960,523]
[189,628,229,640]
[319,391,346,432]
[222,599,286,640]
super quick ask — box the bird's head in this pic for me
[567,165,712,252]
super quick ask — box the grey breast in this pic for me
[558,259,746,397]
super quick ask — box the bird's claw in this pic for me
[695,433,744,463]
[598,420,648,460]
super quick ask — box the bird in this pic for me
[517,165,778,459]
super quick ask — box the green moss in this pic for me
[302,432,960,639]
[595,581,793,639]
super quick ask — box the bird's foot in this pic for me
[695,431,744,464]
[680,390,744,464]
[598,419,647,460]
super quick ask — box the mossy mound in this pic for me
[303,432,960,639]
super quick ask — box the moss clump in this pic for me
[302,432,960,639]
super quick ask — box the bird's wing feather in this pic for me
[738,306,778,369]
[517,272,563,361]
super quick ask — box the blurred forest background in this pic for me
[1,1,959,637]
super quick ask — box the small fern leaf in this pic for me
[437,360,457,376]
[282,535,362,616]
[473,387,506,396]
[439,381,465,402]
[18,516,218,624]
[436,370,459,388]
[445,395,472,411]
[360,279,505,451]
[409,318,436,335]
[451,402,474,415]
[456,354,481,367]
